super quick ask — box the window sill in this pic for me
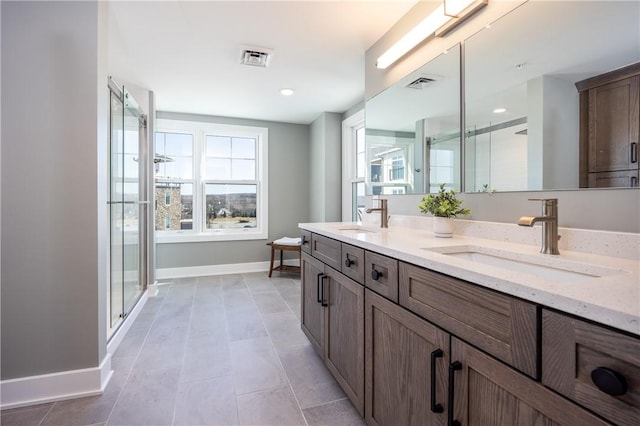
[156,229,268,244]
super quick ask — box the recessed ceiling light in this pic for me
[280,88,294,96]
[493,108,507,113]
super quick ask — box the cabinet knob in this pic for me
[345,256,355,267]
[591,367,627,396]
[371,269,383,280]
[302,236,308,245]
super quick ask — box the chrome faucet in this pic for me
[518,198,560,255]
[366,199,389,228]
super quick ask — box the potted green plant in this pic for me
[418,184,470,237]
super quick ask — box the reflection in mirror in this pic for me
[365,44,461,195]
[464,1,640,192]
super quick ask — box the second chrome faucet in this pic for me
[518,198,560,255]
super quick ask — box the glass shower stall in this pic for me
[108,78,149,337]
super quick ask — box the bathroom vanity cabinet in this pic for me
[299,227,639,425]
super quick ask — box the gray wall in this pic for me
[155,112,310,269]
[309,112,342,223]
[1,0,108,379]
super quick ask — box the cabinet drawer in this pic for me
[542,309,640,426]
[341,243,365,284]
[399,262,538,378]
[365,251,399,303]
[300,229,312,254]
[311,233,341,270]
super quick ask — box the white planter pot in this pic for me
[432,217,454,238]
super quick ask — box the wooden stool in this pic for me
[267,241,301,277]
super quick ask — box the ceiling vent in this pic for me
[240,47,273,68]
[406,77,436,89]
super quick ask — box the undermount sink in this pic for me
[336,225,379,234]
[423,245,623,282]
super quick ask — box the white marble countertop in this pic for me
[299,221,640,336]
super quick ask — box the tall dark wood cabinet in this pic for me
[577,62,640,187]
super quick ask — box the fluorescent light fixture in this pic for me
[376,5,449,69]
[280,88,294,96]
[445,0,480,17]
[493,108,507,114]
[376,0,487,69]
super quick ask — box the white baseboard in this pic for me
[156,259,300,280]
[146,280,159,297]
[0,284,159,411]
[0,354,113,410]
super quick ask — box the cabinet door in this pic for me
[324,267,365,416]
[301,252,325,357]
[450,337,611,426]
[588,170,639,188]
[365,289,448,426]
[589,75,640,173]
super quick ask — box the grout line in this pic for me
[104,280,171,426]
[246,276,309,426]
[170,279,197,426]
[220,275,242,425]
[35,402,56,426]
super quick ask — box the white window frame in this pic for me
[341,109,365,222]
[155,119,268,243]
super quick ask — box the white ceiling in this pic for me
[107,0,418,124]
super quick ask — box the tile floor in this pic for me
[1,272,365,426]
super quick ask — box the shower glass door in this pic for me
[109,84,145,331]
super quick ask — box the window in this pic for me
[342,110,365,221]
[155,119,268,242]
[389,155,405,181]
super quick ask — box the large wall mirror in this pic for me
[464,0,639,192]
[365,1,639,195]
[365,43,461,195]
